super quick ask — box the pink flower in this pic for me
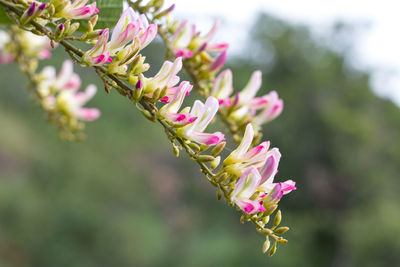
[254,91,284,125]
[83,29,112,66]
[177,97,225,145]
[209,50,227,72]
[211,69,233,107]
[108,8,157,53]
[108,7,141,53]
[226,70,284,126]
[231,166,265,214]
[144,57,182,94]
[38,60,81,97]
[258,149,296,195]
[159,81,197,126]
[170,19,228,58]
[224,123,270,176]
[56,0,99,20]
[57,84,101,121]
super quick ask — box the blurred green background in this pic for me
[1,13,400,267]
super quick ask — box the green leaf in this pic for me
[0,6,12,24]
[95,0,123,30]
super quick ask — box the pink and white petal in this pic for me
[259,148,281,185]
[239,70,262,104]
[139,24,158,49]
[76,107,101,121]
[206,42,229,53]
[234,199,261,214]
[189,131,225,145]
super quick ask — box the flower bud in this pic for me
[89,15,98,28]
[188,142,201,153]
[274,227,289,235]
[172,145,180,157]
[20,2,37,25]
[66,22,80,36]
[55,23,65,42]
[262,228,273,235]
[262,237,270,254]
[273,210,282,228]
[269,241,277,256]
[210,156,221,170]
[197,155,215,163]
[211,141,225,156]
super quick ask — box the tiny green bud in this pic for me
[262,228,273,235]
[55,23,65,42]
[273,210,282,228]
[66,22,79,36]
[87,20,94,32]
[152,88,161,102]
[269,241,277,256]
[140,109,154,122]
[274,227,289,235]
[197,155,215,163]
[210,156,221,170]
[262,215,270,225]
[276,237,288,244]
[216,187,222,200]
[48,3,55,16]
[211,141,226,156]
[262,237,270,254]
[200,144,210,151]
[172,145,180,157]
[187,142,200,153]
[89,15,98,28]
[240,215,246,224]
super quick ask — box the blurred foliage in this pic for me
[1,13,400,267]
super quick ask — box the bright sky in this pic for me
[165,0,400,106]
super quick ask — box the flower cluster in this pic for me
[224,124,296,214]
[82,7,157,70]
[38,60,100,138]
[0,28,53,64]
[211,69,284,129]
[0,0,297,255]
[166,17,228,75]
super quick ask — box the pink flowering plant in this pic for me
[0,0,296,255]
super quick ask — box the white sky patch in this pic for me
[165,0,400,106]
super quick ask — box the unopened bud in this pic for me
[55,23,65,42]
[172,145,180,157]
[66,22,79,36]
[140,109,154,122]
[240,215,246,224]
[197,155,215,163]
[274,227,289,235]
[200,144,210,151]
[269,241,277,256]
[187,142,200,153]
[152,88,161,102]
[216,187,222,200]
[87,20,94,32]
[210,156,221,170]
[85,29,103,39]
[89,15,98,28]
[48,3,55,16]
[273,210,281,228]
[135,79,143,89]
[262,237,270,254]
[211,141,225,156]
[20,2,37,25]
[262,228,273,235]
